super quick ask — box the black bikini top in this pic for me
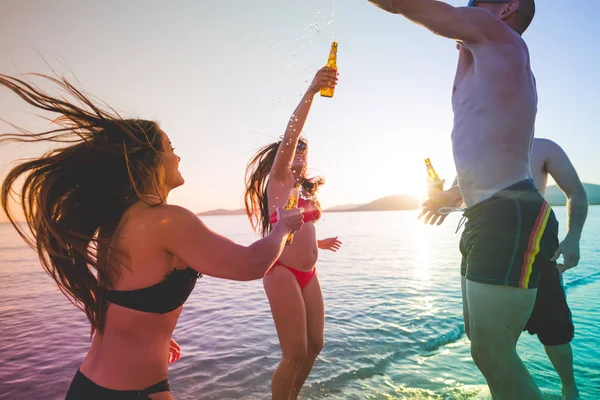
[105,267,202,314]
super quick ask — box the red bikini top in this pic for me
[269,197,322,224]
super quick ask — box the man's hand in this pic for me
[551,233,581,273]
[418,186,463,225]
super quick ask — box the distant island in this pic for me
[196,208,247,216]
[545,183,600,206]
[196,183,600,216]
[326,194,420,213]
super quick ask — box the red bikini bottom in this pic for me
[265,261,316,289]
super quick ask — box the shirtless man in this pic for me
[420,138,588,400]
[366,0,552,398]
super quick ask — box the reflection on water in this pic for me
[1,208,599,399]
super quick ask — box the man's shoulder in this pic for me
[533,138,569,168]
[534,138,562,153]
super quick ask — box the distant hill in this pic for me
[196,208,245,216]
[546,183,600,205]
[348,195,419,212]
[325,203,362,212]
[195,183,600,216]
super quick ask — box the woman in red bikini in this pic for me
[244,66,342,399]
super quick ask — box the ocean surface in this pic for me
[1,207,599,399]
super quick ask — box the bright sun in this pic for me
[408,179,428,201]
[396,167,429,202]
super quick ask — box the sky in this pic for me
[1,0,599,222]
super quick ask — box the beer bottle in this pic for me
[425,158,444,197]
[320,42,338,98]
[284,183,301,245]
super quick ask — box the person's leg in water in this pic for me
[545,343,579,400]
[289,273,324,399]
[462,277,541,400]
[264,266,308,400]
[463,272,541,400]
[466,284,579,400]
[467,282,542,399]
[526,263,578,399]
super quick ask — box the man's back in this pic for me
[451,36,538,207]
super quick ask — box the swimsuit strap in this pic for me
[438,206,467,234]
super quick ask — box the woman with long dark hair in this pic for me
[0,73,304,400]
[244,66,342,399]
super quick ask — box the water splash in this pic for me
[258,0,339,107]
[331,0,338,42]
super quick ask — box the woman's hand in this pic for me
[307,66,338,95]
[275,207,305,235]
[168,337,181,364]
[318,236,342,252]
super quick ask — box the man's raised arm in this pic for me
[367,0,513,43]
